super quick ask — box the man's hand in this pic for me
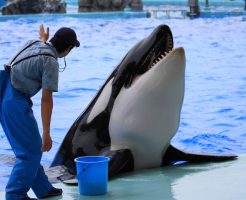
[41,133,52,152]
[39,24,49,42]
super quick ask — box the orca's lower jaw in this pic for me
[132,47,185,84]
[149,47,185,70]
[133,47,185,82]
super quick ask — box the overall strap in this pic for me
[4,41,57,73]
[11,53,57,67]
[9,40,41,65]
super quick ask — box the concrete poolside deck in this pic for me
[1,154,246,200]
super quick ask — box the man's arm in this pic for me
[41,89,53,152]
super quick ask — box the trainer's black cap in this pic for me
[54,27,80,47]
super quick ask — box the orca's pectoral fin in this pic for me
[99,148,134,179]
[162,145,237,166]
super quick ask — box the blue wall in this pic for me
[143,0,244,7]
[64,0,244,8]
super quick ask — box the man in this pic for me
[0,25,80,200]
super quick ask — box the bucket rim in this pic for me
[74,156,110,163]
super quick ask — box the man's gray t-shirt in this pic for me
[10,40,59,97]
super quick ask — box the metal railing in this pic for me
[147,8,187,18]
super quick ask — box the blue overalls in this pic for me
[0,40,58,199]
[0,70,53,199]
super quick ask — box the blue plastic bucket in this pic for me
[74,156,110,195]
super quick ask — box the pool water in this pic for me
[0,15,246,191]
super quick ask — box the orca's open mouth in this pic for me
[140,31,173,72]
[112,25,174,89]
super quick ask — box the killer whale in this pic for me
[51,24,237,180]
